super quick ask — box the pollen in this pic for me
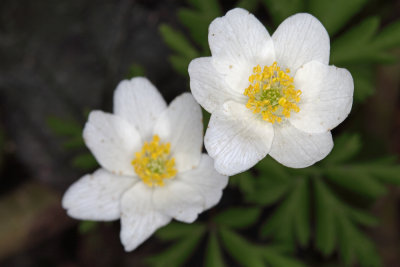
[131,135,177,187]
[244,62,301,124]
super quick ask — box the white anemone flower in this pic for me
[62,77,228,251]
[189,8,354,175]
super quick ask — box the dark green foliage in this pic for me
[219,227,306,267]
[214,207,262,229]
[127,63,146,78]
[260,177,310,247]
[242,133,400,266]
[47,116,97,171]
[78,220,98,234]
[309,0,369,36]
[149,211,304,267]
[261,0,305,25]
[205,232,225,267]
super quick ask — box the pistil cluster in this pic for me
[244,62,301,123]
[132,135,177,187]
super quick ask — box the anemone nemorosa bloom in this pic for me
[189,8,354,176]
[62,77,228,251]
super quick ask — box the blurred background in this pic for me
[0,0,399,266]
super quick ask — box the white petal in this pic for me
[62,168,136,221]
[269,123,333,168]
[272,13,330,73]
[290,61,354,133]
[209,8,275,93]
[153,180,204,223]
[205,101,274,176]
[83,111,142,176]
[120,183,171,251]
[154,93,203,172]
[189,57,246,113]
[113,77,167,140]
[179,154,228,210]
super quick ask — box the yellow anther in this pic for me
[131,135,177,187]
[243,62,302,124]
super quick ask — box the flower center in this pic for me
[244,62,301,123]
[131,135,177,187]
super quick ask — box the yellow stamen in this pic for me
[243,62,301,123]
[131,135,177,187]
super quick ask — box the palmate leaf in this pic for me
[146,230,205,267]
[178,0,221,52]
[148,222,206,267]
[259,176,310,247]
[260,0,305,25]
[47,116,82,137]
[236,0,259,12]
[244,159,293,205]
[70,153,98,170]
[219,227,306,267]
[205,232,226,267]
[152,209,302,267]
[309,0,369,36]
[248,132,400,267]
[331,16,400,64]
[345,64,375,103]
[214,207,262,229]
[155,222,206,241]
[314,179,381,266]
[47,116,100,170]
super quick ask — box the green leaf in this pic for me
[344,205,379,227]
[256,157,291,182]
[159,24,199,59]
[260,177,310,247]
[309,0,368,35]
[187,0,222,15]
[177,0,221,51]
[314,179,339,256]
[259,247,306,267]
[348,64,375,103]
[261,0,305,25]
[155,222,205,241]
[219,227,265,267]
[202,108,211,133]
[229,171,256,195]
[63,135,85,149]
[214,207,261,229]
[324,133,361,163]
[70,153,98,170]
[336,214,382,267]
[370,20,400,50]
[314,179,382,266]
[146,229,205,267]
[78,220,98,234]
[324,166,387,198]
[244,174,291,206]
[47,116,82,137]
[367,164,400,185]
[127,63,145,78]
[236,0,259,12]
[331,16,397,64]
[205,232,225,267]
[178,9,211,51]
[169,54,191,76]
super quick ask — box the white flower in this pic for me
[62,77,228,251]
[189,8,354,175]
